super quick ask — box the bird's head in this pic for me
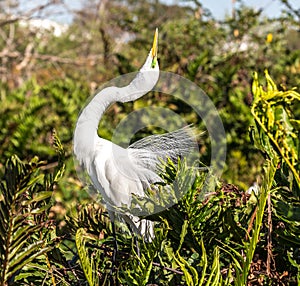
[141,28,159,72]
[118,29,159,103]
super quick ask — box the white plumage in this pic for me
[74,29,196,241]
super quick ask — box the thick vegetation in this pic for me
[0,0,299,285]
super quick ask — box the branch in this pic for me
[36,54,81,65]
[0,0,65,27]
[0,50,84,66]
[0,50,19,58]
[15,43,34,71]
[281,0,300,19]
[178,0,203,8]
[266,192,274,277]
[0,16,20,28]
[152,261,184,275]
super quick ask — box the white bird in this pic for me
[74,29,197,242]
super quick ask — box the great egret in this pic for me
[74,29,197,242]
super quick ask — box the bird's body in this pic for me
[74,29,196,241]
[80,135,157,239]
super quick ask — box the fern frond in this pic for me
[51,129,66,182]
[75,228,99,286]
[0,155,56,285]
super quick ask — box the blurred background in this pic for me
[0,0,299,198]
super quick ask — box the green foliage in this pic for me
[0,78,89,163]
[251,72,300,284]
[246,71,299,283]
[251,70,300,187]
[241,157,278,284]
[0,72,299,284]
[0,131,65,285]
[0,0,300,284]
[119,224,168,285]
[75,228,100,286]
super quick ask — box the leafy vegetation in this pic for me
[0,0,300,285]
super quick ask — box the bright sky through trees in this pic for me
[17,0,300,23]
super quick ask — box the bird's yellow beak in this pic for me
[151,28,158,68]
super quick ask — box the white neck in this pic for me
[73,53,159,163]
[73,86,117,163]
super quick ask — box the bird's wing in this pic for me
[128,126,199,170]
[92,145,157,240]
[92,142,162,206]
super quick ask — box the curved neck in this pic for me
[74,67,159,161]
[78,87,115,131]
[74,87,118,161]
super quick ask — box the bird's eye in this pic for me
[151,58,157,68]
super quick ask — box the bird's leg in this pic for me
[109,221,119,285]
[134,235,140,259]
[111,221,118,268]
